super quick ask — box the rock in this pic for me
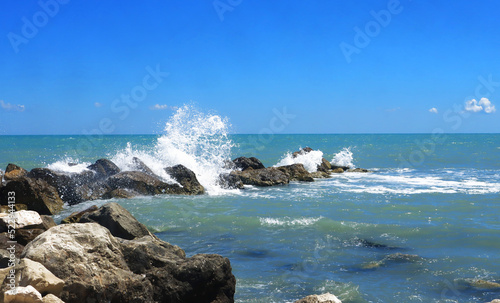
[79,202,152,240]
[0,169,4,182]
[361,253,422,269]
[310,171,331,178]
[60,205,99,224]
[4,285,43,303]
[218,173,244,189]
[87,158,121,179]
[347,168,371,173]
[131,157,155,175]
[331,165,350,171]
[294,293,342,303]
[164,165,205,195]
[102,188,139,199]
[277,164,314,182]
[15,229,46,246]
[4,164,28,181]
[292,147,331,173]
[28,168,108,205]
[42,294,65,303]
[331,168,344,173]
[319,158,332,172]
[292,147,314,158]
[0,204,28,213]
[466,279,500,290]
[487,300,500,303]
[0,177,63,215]
[0,210,43,232]
[231,167,289,187]
[232,157,265,171]
[119,236,235,303]
[21,223,155,303]
[0,258,65,297]
[40,215,57,230]
[107,171,172,195]
[0,233,24,268]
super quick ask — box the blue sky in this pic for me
[1,0,499,134]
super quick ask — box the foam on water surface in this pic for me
[275,149,324,172]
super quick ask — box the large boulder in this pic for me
[87,158,121,179]
[79,202,152,240]
[276,164,314,182]
[119,236,235,303]
[4,164,28,181]
[164,165,205,195]
[0,258,65,297]
[0,211,57,246]
[4,285,43,303]
[106,171,172,195]
[28,168,108,205]
[41,294,64,303]
[21,223,155,303]
[232,157,265,171]
[231,167,289,187]
[0,177,63,215]
[294,293,342,303]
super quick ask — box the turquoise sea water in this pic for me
[1,133,500,303]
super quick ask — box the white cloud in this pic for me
[149,104,169,110]
[465,98,496,114]
[0,100,25,112]
[94,102,103,108]
[429,107,438,114]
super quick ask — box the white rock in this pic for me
[4,285,43,303]
[42,294,65,303]
[0,210,43,229]
[294,292,342,303]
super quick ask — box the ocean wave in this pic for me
[259,216,323,227]
[331,147,355,168]
[274,149,324,172]
[46,158,91,174]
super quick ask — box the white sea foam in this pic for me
[46,158,91,174]
[331,147,355,168]
[275,149,324,172]
[259,216,323,227]
[111,105,235,195]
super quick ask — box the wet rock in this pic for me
[294,293,342,303]
[352,238,399,250]
[331,165,350,171]
[0,258,65,297]
[131,157,155,175]
[102,188,139,199]
[28,168,107,205]
[21,223,155,303]
[292,147,314,158]
[79,202,152,240]
[347,168,371,173]
[107,171,172,195]
[232,167,289,187]
[277,164,314,182]
[218,173,244,189]
[465,279,500,290]
[331,168,344,173]
[0,177,63,215]
[120,236,235,303]
[232,157,265,171]
[310,171,331,178]
[4,285,43,303]
[165,165,205,195]
[87,158,121,179]
[60,205,99,224]
[361,253,422,270]
[4,164,28,181]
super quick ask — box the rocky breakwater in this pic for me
[0,159,204,215]
[0,202,236,303]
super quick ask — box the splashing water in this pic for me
[274,148,324,172]
[47,157,91,174]
[111,105,235,194]
[332,147,354,168]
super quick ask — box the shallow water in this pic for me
[2,131,500,302]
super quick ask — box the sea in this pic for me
[1,107,499,303]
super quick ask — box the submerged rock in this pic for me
[0,176,63,215]
[79,202,152,240]
[277,164,314,182]
[294,293,342,303]
[232,157,265,171]
[360,253,423,270]
[232,167,289,187]
[465,279,500,290]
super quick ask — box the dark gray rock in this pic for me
[232,157,265,171]
[276,164,314,182]
[165,164,205,195]
[231,167,289,187]
[107,171,173,195]
[87,158,121,179]
[79,202,152,240]
[0,177,63,215]
[347,168,371,173]
[131,157,155,175]
[218,173,244,189]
